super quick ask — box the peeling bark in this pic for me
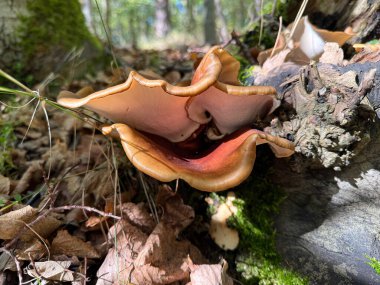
[257,52,379,169]
[256,49,380,283]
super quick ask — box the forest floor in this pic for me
[2,22,380,283]
[0,45,310,285]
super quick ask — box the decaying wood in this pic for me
[258,49,380,170]
[256,48,380,284]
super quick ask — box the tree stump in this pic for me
[257,47,380,284]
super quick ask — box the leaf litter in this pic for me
[1,25,379,283]
[0,48,237,284]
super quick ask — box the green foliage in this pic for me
[226,166,308,284]
[366,256,380,276]
[239,65,259,85]
[0,120,16,175]
[18,0,99,59]
[243,23,276,50]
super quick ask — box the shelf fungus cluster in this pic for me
[58,46,294,192]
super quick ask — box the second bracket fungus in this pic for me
[58,46,294,192]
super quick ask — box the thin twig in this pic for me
[51,205,121,220]
[0,97,36,109]
[23,221,51,260]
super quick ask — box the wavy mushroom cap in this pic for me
[102,124,294,192]
[58,46,278,142]
[57,46,295,191]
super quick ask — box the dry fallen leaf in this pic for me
[188,258,233,285]
[26,260,77,282]
[51,229,100,258]
[0,175,10,195]
[96,186,206,285]
[0,205,61,242]
[318,42,344,65]
[15,238,48,260]
[258,16,353,65]
[0,253,17,272]
[13,162,42,195]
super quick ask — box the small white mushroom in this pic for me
[207,192,239,250]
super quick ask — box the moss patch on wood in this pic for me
[18,0,99,58]
[14,0,103,84]
[224,152,307,284]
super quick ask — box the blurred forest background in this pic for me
[1,0,378,85]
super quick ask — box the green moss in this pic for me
[13,0,105,86]
[18,0,99,59]
[222,156,308,284]
[366,256,380,276]
[0,120,16,175]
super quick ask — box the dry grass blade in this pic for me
[270,16,283,58]
[94,0,125,80]
[138,172,159,224]
[0,69,33,93]
[41,101,52,179]
[21,97,41,145]
[0,97,36,109]
[258,0,264,46]
[287,0,309,45]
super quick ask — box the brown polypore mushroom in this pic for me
[58,46,295,191]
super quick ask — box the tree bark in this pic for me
[254,48,380,284]
[155,0,171,37]
[204,0,218,44]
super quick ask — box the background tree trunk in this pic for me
[186,0,195,32]
[80,0,93,32]
[204,0,218,44]
[0,0,28,68]
[155,0,171,37]
[2,0,101,82]
[105,0,112,40]
[214,0,229,43]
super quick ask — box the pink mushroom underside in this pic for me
[110,124,294,191]
[186,86,275,134]
[61,79,201,143]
